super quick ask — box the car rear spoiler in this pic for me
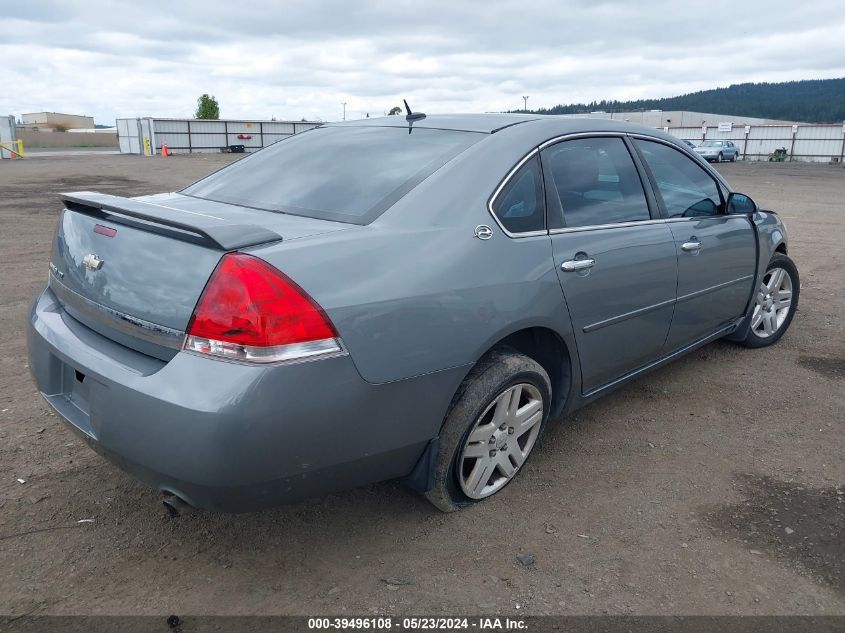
[59,191,282,250]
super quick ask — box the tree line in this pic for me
[516,78,845,124]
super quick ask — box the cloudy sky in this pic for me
[3,0,844,124]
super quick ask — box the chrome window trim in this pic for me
[548,218,666,235]
[540,132,659,231]
[486,148,548,239]
[505,229,548,238]
[538,130,629,151]
[489,130,738,239]
[547,214,750,236]
[627,132,733,192]
[664,215,748,223]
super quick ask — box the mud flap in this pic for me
[724,313,752,343]
[401,437,439,493]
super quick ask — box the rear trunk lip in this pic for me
[49,271,185,350]
[61,192,283,251]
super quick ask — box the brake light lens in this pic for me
[184,253,343,363]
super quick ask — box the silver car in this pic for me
[694,139,739,162]
[27,114,798,513]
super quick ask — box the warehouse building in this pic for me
[20,111,95,131]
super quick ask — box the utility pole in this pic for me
[522,96,529,112]
[341,102,347,121]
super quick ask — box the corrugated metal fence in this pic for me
[116,118,320,155]
[117,116,845,163]
[665,123,845,163]
[0,115,17,159]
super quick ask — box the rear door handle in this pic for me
[681,240,702,252]
[561,258,596,272]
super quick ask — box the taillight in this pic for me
[184,253,343,364]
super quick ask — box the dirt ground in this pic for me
[0,154,842,617]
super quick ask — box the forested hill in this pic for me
[522,78,845,123]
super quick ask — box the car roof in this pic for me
[326,113,669,137]
[326,113,540,134]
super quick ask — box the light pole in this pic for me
[341,102,347,121]
[522,96,529,112]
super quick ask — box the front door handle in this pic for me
[681,240,702,252]
[561,258,596,272]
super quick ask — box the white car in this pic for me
[694,140,739,162]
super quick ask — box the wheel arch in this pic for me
[404,325,575,496]
[491,327,573,420]
[456,325,575,422]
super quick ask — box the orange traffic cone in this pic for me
[161,144,170,158]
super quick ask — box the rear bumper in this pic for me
[28,287,465,511]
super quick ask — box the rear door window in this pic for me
[634,139,725,218]
[541,137,651,229]
[183,126,482,225]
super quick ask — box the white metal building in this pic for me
[563,109,793,127]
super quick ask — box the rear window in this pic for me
[182,126,482,224]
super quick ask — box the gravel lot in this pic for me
[0,154,842,616]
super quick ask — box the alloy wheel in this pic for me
[751,267,793,338]
[458,383,543,499]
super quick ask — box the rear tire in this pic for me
[717,152,723,163]
[740,254,799,348]
[424,349,551,512]
[731,152,738,162]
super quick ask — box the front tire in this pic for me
[740,254,799,348]
[424,349,551,512]
[717,152,723,163]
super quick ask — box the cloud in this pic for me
[2,0,844,123]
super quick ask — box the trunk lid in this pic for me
[50,191,351,360]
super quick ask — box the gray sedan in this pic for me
[694,139,740,162]
[27,114,798,513]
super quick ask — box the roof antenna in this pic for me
[403,99,426,122]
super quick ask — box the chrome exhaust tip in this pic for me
[162,492,192,517]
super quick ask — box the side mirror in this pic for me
[727,192,758,215]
